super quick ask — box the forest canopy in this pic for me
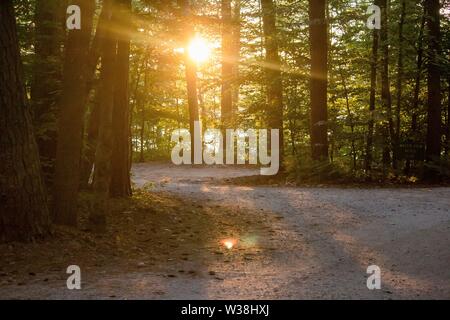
[16,1,450,171]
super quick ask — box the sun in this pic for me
[188,36,211,64]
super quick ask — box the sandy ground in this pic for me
[1,162,449,300]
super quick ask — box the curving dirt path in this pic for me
[132,163,450,299]
[1,163,449,300]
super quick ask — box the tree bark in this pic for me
[130,54,145,131]
[380,0,394,168]
[53,0,95,226]
[110,0,132,198]
[84,5,109,100]
[80,99,100,189]
[232,0,241,113]
[411,11,426,136]
[261,0,284,166]
[221,0,233,131]
[446,78,450,157]
[393,0,406,170]
[31,0,64,187]
[340,69,357,171]
[138,59,149,163]
[178,0,200,163]
[79,6,110,189]
[365,11,380,173]
[425,0,442,163]
[90,0,116,231]
[0,0,50,242]
[308,0,328,161]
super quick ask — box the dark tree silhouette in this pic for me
[111,0,133,197]
[31,0,64,187]
[309,0,328,161]
[425,0,442,163]
[0,0,50,241]
[261,0,284,165]
[53,0,95,226]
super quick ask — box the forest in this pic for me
[0,0,450,300]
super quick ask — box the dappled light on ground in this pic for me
[130,163,450,299]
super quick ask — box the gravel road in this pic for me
[131,163,450,299]
[1,163,449,300]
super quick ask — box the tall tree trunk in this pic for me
[0,1,50,242]
[186,59,200,164]
[110,0,132,198]
[308,0,328,161]
[393,0,406,170]
[139,117,145,162]
[79,6,111,189]
[53,0,95,226]
[380,0,394,168]
[31,0,64,187]
[90,0,116,231]
[80,99,100,189]
[179,0,200,163]
[199,85,206,130]
[221,0,233,132]
[446,78,450,157]
[425,0,442,163]
[232,0,241,113]
[129,54,143,164]
[365,10,380,173]
[405,9,425,174]
[138,59,149,163]
[84,5,109,100]
[261,0,284,166]
[340,69,357,171]
[411,11,426,135]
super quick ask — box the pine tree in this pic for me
[53,0,95,226]
[0,0,50,241]
[261,0,284,165]
[111,0,133,197]
[308,0,328,161]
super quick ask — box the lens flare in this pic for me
[221,238,237,250]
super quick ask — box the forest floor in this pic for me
[1,162,450,299]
